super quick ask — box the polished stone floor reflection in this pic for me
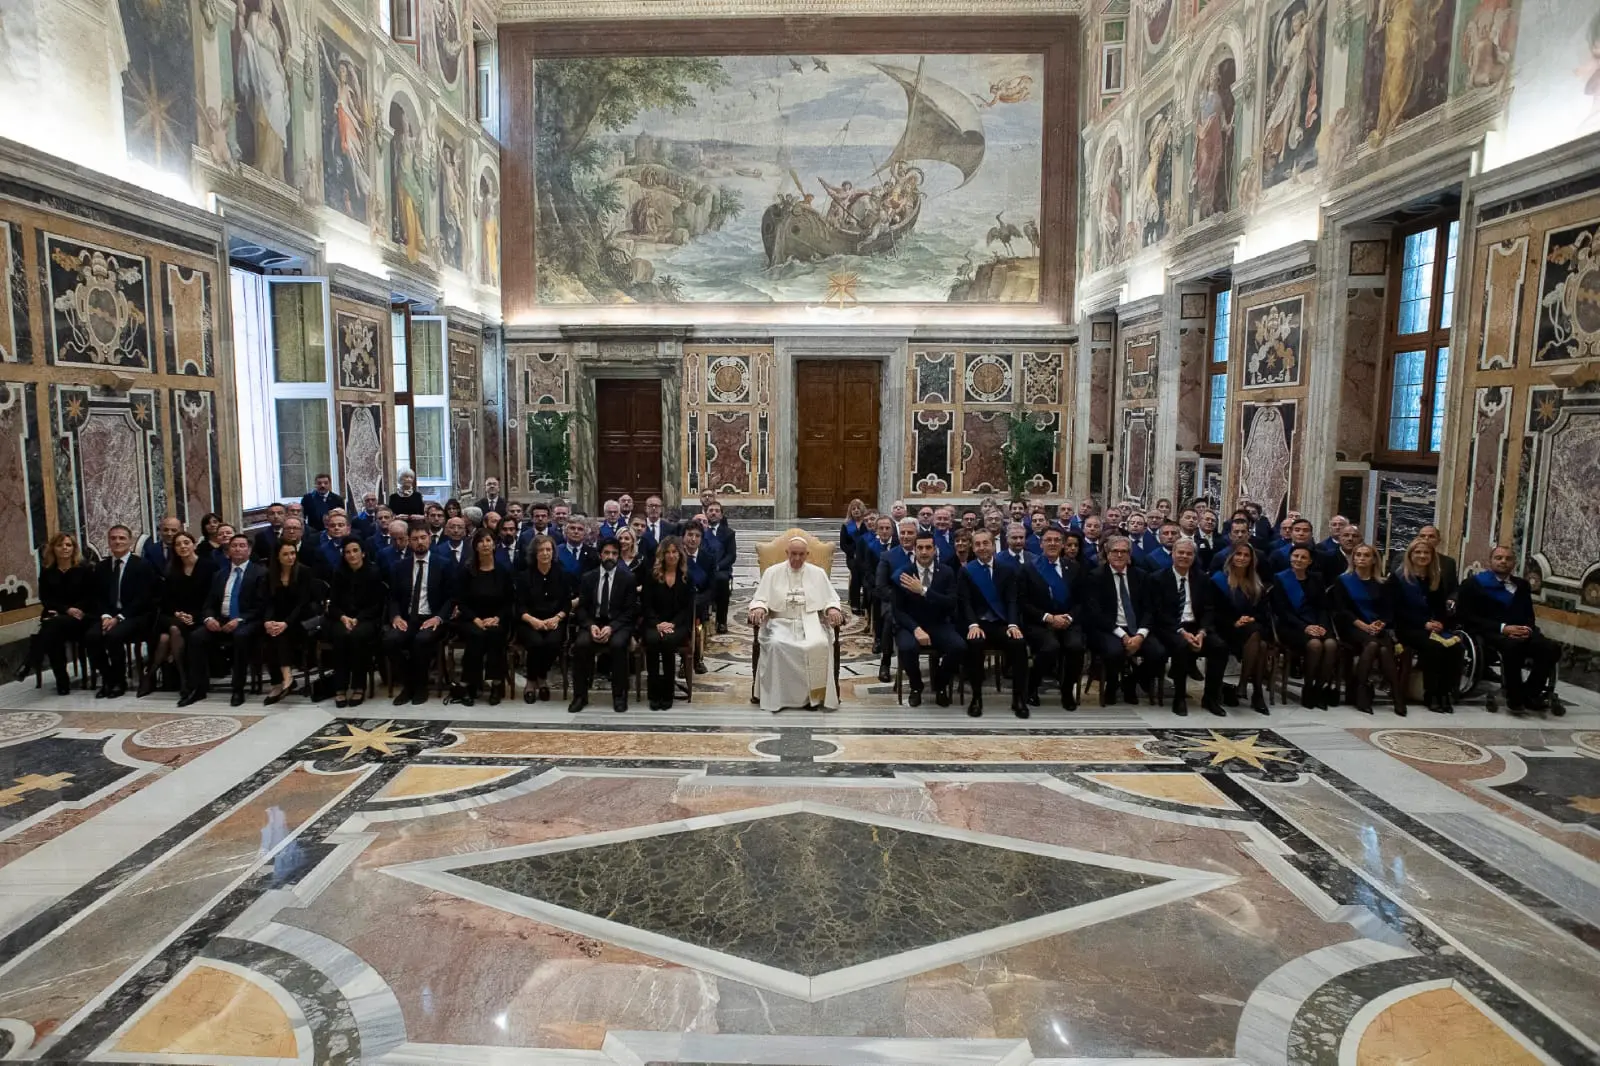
[0,681,1596,1064]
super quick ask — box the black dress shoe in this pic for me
[1222,683,1240,707]
[94,686,111,699]
[109,685,127,699]
[694,658,708,675]
[136,674,156,698]
[458,694,475,707]
[487,690,501,706]
[524,688,537,704]
[55,679,71,696]
[935,688,952,707]
[877,665,892,684]
[1251,691,1270,715]
[716,623,728,635]
[1172,697,1189,716]
[176,690,202,707]
[966,697,983,717]
[1121,684,1139,706]
[613,698,628,713]
[411,691,427,705]
[1013,703,1030,719]
[568,695,587,713]
[334,696,349,709]
[1062,690,1077,711]
[393,689,412,706]
[908,688,922,707]
[538,685,551,701]
[1203,698,1226,717]
[230,691,246,707]
[1027,690,1041,707]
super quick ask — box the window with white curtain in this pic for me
[230,269,337,508]
[407,315,450,489]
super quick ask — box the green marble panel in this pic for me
[455,811,1167,976]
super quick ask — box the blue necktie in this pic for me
[1117,571,1137,630]
[228,566,243,618]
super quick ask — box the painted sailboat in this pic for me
[761,59,986,267]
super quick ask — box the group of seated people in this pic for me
[838,495,1562,718]
[15,474,744,715]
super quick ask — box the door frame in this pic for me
[775,338,905,521]
[572,344,683,513]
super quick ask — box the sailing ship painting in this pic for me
[531,52,1044,305]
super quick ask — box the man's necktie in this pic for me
[410,559,425,616]
[921,567,931,587]
[229,566,243,617]
[1117,571,1137,630]
[600,572,611,619]
[1177,574,1188,619]
[113,558,124,611]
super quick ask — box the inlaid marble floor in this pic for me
[0,678,1596,1065]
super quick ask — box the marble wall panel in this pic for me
[1176,457,1197,509]
[480,329,504,484]
[170,388,219,526]
[54,386,163,559]
[0,382,45,609]
[913,351,955,404]
[1531,405,1600,593]
[1176,324,1206,452]
[1479,236,1527,370]
[1121,408,1154,503]
[1459,385,1511,566]
[705,412,753,495]
[1241,294,1304,389]
[340,402,387,506]
[1022,351,1062,406]
[1533,218,1600,362]
[910,409,954,495]
[509,345,574,495]
[0,221,18,363]
[1374,472,1438,574]
[963,352,1015,404]
[161,264,212,376]
[1337,286,1385,461]
[452,408,478,499]
[450,336,479,402]
[335,310,383,391]
[960,411,1010,495]
[1121,328,1158,402]
[43,233,153,371]
[1089,344,1112,444]
[1239,400,1295,523]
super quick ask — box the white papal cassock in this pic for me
[750,560,841,712]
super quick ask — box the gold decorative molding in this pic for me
[500,0,1079,20]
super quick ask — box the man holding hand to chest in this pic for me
[892,532,964,707]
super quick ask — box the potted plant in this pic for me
[527,410,578,494]
[1002,407,1058,502]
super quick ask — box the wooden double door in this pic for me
[796,360,880,518]
[595,379,663,503]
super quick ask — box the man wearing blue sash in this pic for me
[1126,512,1159,556]
[875,519,920,683]
[956,529,1029,717]
[1136,520,1180,573]
[932,507,957,564]
[1457,546,1561,715]
[891,532,964,706]
[558,518,597,577]
[1021,527,1084,711]
[997,523,1035,571]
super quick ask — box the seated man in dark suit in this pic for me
[639,495,679,549]
[703,500,737,633]
[1152,538,1228,716]
[474,476,508,520]
[875,519,918,682]
[682,523,723,674]
[956,529,1029,718]
[1457,545,1562,715]
[86,524,160,698]
[1083,535,1168,705]
[300,473,344,534]
[569,538,639,714]
[383,525,456,705]
[185,534,269,706]
[1021,526,1085,711]
[891,532,965,707]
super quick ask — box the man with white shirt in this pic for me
[434,516,469,571]
[384,526,455,705]
[703,500,737,633]
[1457,545,1561,715]
[187,534,268,707]
[87,524,160,698]
[640,495,678,548]
[1084,535,1168,706]
[955,529,1029,718]
[1152,539,1227,716]
[889,532,963,707]
[474,476,507,518]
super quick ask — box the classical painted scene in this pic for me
[1260,0,1325,187]
[1189,48,1237,223]
[318,25,372,223]
[531,53,1046,305]
[229,0,295,183]
[1360,0,1455,148]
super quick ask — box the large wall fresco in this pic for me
[529,53,1046,307]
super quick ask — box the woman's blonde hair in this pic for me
[1225,542,1265,601]
[652,534,687,584]
[1399,537,1441,590]
[45,532,80,569]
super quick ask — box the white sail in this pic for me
[872,61,987,186]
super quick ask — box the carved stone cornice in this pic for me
[500,0,1078,18]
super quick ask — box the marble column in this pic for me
[772,335,906,520]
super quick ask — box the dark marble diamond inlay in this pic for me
[453,811,1169,976]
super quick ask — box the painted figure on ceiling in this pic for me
[1190,54,1237,221]
[440,139,466,270]
[478,171,501,286]
[389,104,427,263]
[232,0,292,182]
[320,38,371,220]
[1261,0,1324,182]
[1366,0,1448,146]
[1097,141,1126,268]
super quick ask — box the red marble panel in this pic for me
[704,412,751,495]
[1461,386,1510,565]
[453,409,477,498]
[0,381,40,603]
[960,411,1009,494]
[1089,347,1112,444]
[1176,326,1206,452]
[1337,287,1384,462]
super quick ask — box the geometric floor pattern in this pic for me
[1,671,1598,1064]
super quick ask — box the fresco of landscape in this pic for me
[531,53,1046,305]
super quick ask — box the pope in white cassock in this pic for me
[748,537,845,712]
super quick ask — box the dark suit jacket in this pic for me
[474,495,508,518]
[639,518,680,547]
[703,522,736,573]
[1386,572,1453,630]
[387,553,457,621]
[1456,571,1540,635]
[1020,557,1083,625]
[641,573,694,634]
[1150,566,1216,634]
[1081,564,1157,637]
[956,559,1022,628]
[557,540,598,577]
[94,552,160,620]
[890,561,959,633]
[203,561,270,625]
[300,491,344,532]
[251,525,282,564]
[577,565,639,630]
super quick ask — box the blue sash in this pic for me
[1145,546,1172,571]
[557,542,582,574]
[1211,570,1252,609]
[864,537,890,562]
[887,545,915,582]
[965,560,1007,620]
[1276,570,1306,613]
[1474,569,1514,606]
[843,519,859,540]
[1339,573,1381,622]
[1036,557,1070,610]
[688,551,709,590]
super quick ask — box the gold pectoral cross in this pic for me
[0,772,75,808]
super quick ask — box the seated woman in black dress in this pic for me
[262,541,314,704]
[1210,542,1273,714]
[325,539,386,708]
[140,531,216,698]
[641,535,694,711]
[455,527,514,706]
[388,469,425,517]
[1387,537,1466,714]
[1271,544,1338,708]
[1332,543,1404,715]
[17,532,95,694]
[515,534,570,704]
